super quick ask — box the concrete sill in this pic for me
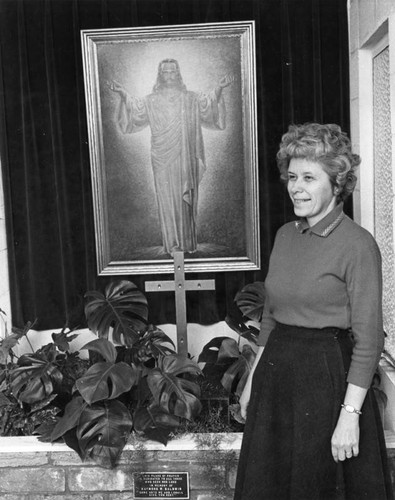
[0,432,244,454]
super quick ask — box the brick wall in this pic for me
[0,434,240,499]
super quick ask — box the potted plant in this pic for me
[0,281,203,468]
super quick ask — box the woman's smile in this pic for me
[293,198,311,203]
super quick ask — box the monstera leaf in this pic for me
[133,405,181,445]
[75,361,138,405]
[51,328,79,352]
[224,315,259,344]
[137,325,175,356]
[147,354,202,421]
[50,395,87,441]
[126,325,176,365]
[217,338,241,363]
[221,344,256,397]
[81,338,117,364]
[77,400,133,468]
[234,281,266,322]
[10,353,63,404]
[197,337,233,365]
[84,280,148,346]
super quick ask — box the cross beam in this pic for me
[145,251,215,356]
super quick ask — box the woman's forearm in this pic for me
[341,383,368,413]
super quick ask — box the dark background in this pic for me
[0,0,350,329]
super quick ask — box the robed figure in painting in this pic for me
[109,58,234,257]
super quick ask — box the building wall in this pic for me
[349,0,395,354]
[348,0,395,429]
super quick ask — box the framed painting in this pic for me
[81,20,259,275]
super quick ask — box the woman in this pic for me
[234,123,393,500]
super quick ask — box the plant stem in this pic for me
[25,333,35,353]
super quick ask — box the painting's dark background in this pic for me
[0,0,350,329]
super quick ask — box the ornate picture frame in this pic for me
[81,20,259,275]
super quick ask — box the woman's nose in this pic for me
[290,180,302,193]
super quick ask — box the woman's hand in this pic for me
[331,410,360,462]
[331,383,367,462]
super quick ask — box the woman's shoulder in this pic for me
[271,221,300,247]
[275,221,298,237]
[341,214,375,237]
[340,215,381,252]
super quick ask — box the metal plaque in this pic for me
[133,472,189,499]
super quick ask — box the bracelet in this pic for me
[341,403,362,415]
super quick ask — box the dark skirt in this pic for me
[234,323,393,500]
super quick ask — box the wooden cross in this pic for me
[145,251,215,356]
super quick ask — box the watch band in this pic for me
[341,403,362,415]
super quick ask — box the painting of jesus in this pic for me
[82,21,259,274]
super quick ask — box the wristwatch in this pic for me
[341,403,362,415]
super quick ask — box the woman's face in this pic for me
[287,158,337,227]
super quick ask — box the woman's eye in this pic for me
[304,176,313,181]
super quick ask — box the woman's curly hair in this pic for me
[276,123,361,201]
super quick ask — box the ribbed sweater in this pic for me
[258,202,384,388]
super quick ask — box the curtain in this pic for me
[0,0,350,329]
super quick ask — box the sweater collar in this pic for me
[295,202,345,237]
